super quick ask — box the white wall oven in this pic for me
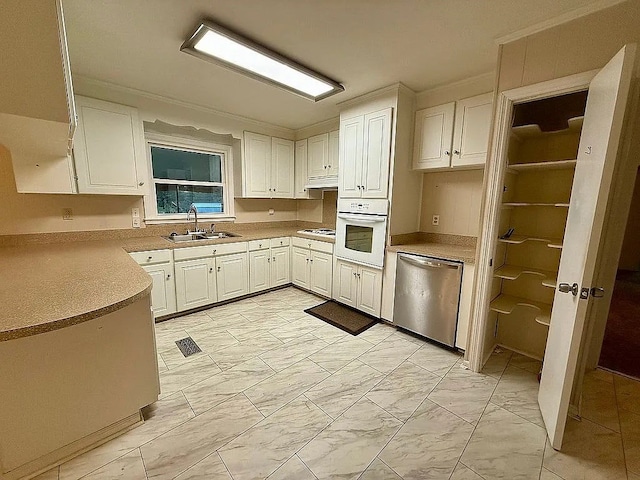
[335,199,388,268]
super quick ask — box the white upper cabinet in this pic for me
[242,132,294,198]
[294,139,309,198]
[73,96,148,195]
[0,0,77,194]
[306,130,339,188]
[339,108,392,199]
[413,92,493,170]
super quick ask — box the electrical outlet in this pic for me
[131,207,140,218]
[132,217,141,228]
[62,208,73,220]
[268,208,275,216]
[432,214,440,226]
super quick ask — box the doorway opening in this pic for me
[598,167,640,380]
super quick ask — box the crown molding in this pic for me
[72,75,295,136]
[415,71,495,101]
[494,0,628,45]
[336,82,415,109]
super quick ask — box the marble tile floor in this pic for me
[36,287,640,480]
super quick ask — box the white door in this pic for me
[143,264,176,317]
[294,139,309,198]
[357,266,382,317]
[175,258,216,311]
[361,108,392,198]
[339,116,364,198]
[271,246,291,287]
[307,133,328,178]
[244,132,271,197]
[216,253,249,301]
[451,93,493,168]
[413,103,454,170]
[271,137,294,198]
[539,44,636,450]
[74,96,146,195]
[333,260,357,307]
[249,250,270,293]
[291,247,309,288]
[309,251,332,297]
[328,130,339,177]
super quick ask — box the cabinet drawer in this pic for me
[173,242,248,261]
[270,237,290,248]
[129,249,172,265]
[248,239,270,251]
[292,236,334,254]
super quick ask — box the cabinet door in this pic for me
[357,266,382,317]
[339,116,364,198]
[333,260,357,308]
[291,246,309,288]
[271,137,294,198]
[143,263,176,318]
[294,139,309,198]
[413,103,454,170]
[327,130,339,178]
[249,250,270,293]
[361,108,392,198]
[451,93,493,168]
[271,246,291,287]
[216,253,249,302]
[243,131,271,197]
[74,96,146,195]
[309,251,332,297]
[175,258,216,311]
[307,133,329,178]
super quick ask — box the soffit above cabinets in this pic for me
[63,0,618,129]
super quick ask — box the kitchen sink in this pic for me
[164,232,241,243]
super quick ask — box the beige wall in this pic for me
[420,170,484,236]
[618,168,640,271]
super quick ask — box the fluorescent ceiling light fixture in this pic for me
[181,20,344,101]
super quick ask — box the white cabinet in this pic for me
[291,238,333,297]
[248,237,291,293]
[129,249,176,318]
[216,252,249,301]
[242,132,294,198]
[73,96,147,195]
[333,259,382,317]
[306,130,339,188]
[175,258,216,311]
[413,92,493,170]
[294,139,309,198]
[339,108,392,198]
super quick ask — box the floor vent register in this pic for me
[175,337,202,357]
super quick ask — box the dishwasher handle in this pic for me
[400,255,460,270]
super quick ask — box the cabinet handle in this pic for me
[259,243,262,248]
[267,257,270,263]
[357,273,361,278]
[147,256,152,261]
[166,274,171,279]
[310,258,313,263]
[139,181,145,186]
[323,165,327,169]
[213,249,217,255]
[454,150,460,155]
[306,258,309,262]
[217,266,221,272]
[444,151,450,156]
[272,257,276,262]
[353,272,357,277]
[209,267,213,273]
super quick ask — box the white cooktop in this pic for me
[296,228,336,239]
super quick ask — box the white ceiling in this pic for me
[63,0,617,130]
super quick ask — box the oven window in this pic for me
[345,225,374,253]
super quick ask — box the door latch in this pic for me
[580,288,589,299]
[590,287,605,298]
[558,282,579,296]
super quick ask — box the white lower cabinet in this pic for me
[129,249,176,318]
[175,258,217,311]
[291,238,333,297]
[216,253,249,301]
[249,250,270,293]
[333,259,382,317]
[271,246,291,287]
[249,237,291,293]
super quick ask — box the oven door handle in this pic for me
[338,214,386,223]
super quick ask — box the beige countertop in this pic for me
[386,242,476,264]
[0,226,334,341]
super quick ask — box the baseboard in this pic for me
[1,412,142,480]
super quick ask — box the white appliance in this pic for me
[335,198,388,268]
[296,228,336,239]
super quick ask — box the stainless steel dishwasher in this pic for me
[394,253,463,347]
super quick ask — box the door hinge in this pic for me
[494,318,499,338]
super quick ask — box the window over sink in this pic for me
[143,133,235,223]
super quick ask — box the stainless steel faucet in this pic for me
[187,204,199,233]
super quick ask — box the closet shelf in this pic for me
[511,116,584,140]
[502,202,570,208]
[494,265,557,288]
[489,294,552,326]
[507,159,577,171]
[498,234,563,249]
